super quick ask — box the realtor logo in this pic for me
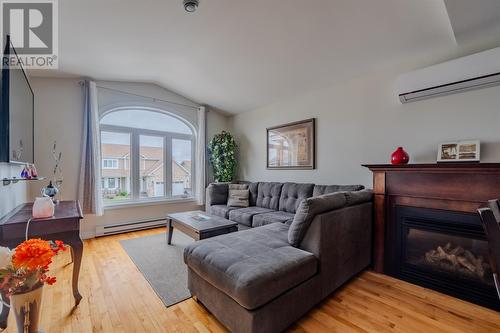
[1,0,58,68]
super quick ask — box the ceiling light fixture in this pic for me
[183,0,199,13]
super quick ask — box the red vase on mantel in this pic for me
[391,147,410,165]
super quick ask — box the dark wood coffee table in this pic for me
[166,211,238,244]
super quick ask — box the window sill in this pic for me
[104,197,198,210]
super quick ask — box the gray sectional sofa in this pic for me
[184,182,373,333]
[205,182,365,228]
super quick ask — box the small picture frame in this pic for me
[437,140,480,162]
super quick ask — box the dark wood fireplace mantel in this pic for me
[362,163,500,273]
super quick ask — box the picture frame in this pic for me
[266,118,315,169]
[437,140,480,163]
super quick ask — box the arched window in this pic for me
[100,107,195,205]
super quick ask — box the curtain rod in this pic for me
[79,81,200,110]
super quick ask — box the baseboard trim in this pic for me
[95,218,166,237]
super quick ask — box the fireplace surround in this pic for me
[364,163,500,311]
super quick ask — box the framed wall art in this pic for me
[267,118,315,169]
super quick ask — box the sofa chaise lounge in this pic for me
[184,181,373,333]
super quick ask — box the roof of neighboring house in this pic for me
[180,160,191,170]
[173,161,191,182]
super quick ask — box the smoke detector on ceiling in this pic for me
[183,0,199,13]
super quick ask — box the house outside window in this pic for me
[100,108,195,205]
[102,159,119,169]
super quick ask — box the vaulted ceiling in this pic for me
[33,0,500,113]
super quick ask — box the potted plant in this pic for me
[208,131,238,182]
[0,239,66,333]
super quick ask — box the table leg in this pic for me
[0,290,9,329]
[167,219,173,245]
[64,246,74,267]
[69,239,84,305]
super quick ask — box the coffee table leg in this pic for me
[167,219,173,245]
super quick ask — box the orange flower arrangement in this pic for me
[12,239,54,270]
[0,239,67,296]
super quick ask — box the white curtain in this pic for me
[78,80,104,215]
[196,106,206,205]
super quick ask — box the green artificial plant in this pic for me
[208,131,237,182]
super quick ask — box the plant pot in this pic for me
[11,284,44,333]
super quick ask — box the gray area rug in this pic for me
[120,231,194,307]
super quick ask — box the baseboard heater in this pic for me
[95,217,166,237]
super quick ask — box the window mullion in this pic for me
[191,137,196,198]
[166,135,173,198]
[131,130,140,200]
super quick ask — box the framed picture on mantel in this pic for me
[267,118,315,169]
[437,140,480,162]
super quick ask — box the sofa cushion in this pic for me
[279,182,314,213]
[252,211,295,227]
[248,182,259,206]
[210,204,238,219]
[207,183,230,205]
[288,192,347,247]
[229,207,275,227]
[237,181,259,206]
[230,184,248,190]
[313,184,364,197]
[184,223,318,310]
[345,189,373,206]
[256,182,283,210]
[227,184,250,207]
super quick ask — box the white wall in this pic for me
[206,108,230,183]
[97,80,200,125]
[28,77,230,238]
[0,164,29,218]
[30,78,84,201]
[207,109,229,142]
[230,68,500,188]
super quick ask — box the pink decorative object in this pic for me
[32,197,55,218]
[30,165,38,178]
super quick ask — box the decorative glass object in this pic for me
[41,181,59,199]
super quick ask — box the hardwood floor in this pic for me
[4,228,499,333]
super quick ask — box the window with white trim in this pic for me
[102,159,118,169]
[100,108,195,205]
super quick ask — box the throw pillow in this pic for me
[288,192,347,247]
[227,184,250,207]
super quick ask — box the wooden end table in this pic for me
[0,200,84,329]
[166,211,238,244]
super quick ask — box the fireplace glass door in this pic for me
[395,206,500,311]
[404,228,494,287]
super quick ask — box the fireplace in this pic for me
[393,206,499,310]
[364,163,500,311]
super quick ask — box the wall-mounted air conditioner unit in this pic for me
[396,47,500,103]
